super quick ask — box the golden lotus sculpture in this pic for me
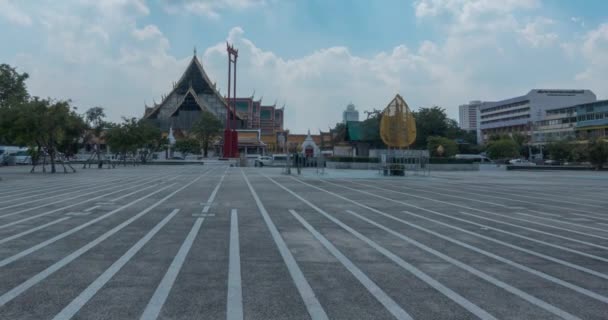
[380,94,417,148]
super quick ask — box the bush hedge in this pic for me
[327,156,474,164]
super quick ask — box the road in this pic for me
[0,165,607,319]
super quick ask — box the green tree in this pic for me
[486,139,520,160]
[413,106,450,147]
[0,64,30,144]
[82,106,108,168]
[192,111,223,157]
[174,138,200,158]
[588,139,608,170]
[546,140,572,161]
[427,136,458,157]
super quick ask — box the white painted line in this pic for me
[192,213,215,217]
[285,177,608,314]
[0,174,205,306]
[265,175,494,319]
[0,174,164,222]
[0,217,71,246]
[344,179,608,250]
[52,209,180,320]
[356,211,608,304]
[341,209,582,320]
[399,211,608,281]
[289,210,415,320]
[0,176,170,230]
[139,217,206,320]
[0,177,126,211]
[109,183,160,202]
[65,212,90,216]
[84,205,100,212]
[527,210,561,218]
[202,205,211,213]
[316,178,608,264]
[227,209,243,320]
[241,169,328,320]
[0,183,174,268]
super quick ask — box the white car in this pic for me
[254,156,273,167]
[12,150,32,165]
[508,159,536,166]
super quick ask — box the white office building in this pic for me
[477,89,596,144]
[458,101,482,131]
[342,103,359,123]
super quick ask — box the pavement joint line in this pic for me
[0,217,71,246]
[84,205,100,212]
[0,176,129,211]
[289,209,415,320]
[0,173,165,220]
[241,169,329,320]
[0,173,206,306]
[310,178,608,270]
[227,209,243,320]
[344,179,608,248]
[51,209,181,320]
[139,216,206,320]
[265,174,495,320]
[277,176,582,320]
[0,174,171,230]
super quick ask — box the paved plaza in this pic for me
[0,165,607,319]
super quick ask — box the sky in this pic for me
[1,0,607,133]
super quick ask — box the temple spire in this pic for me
[193,46,197,57]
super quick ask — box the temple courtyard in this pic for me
[0,165,607,319]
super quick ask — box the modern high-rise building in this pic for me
[343,103,359,123]
[458,101,482,131]
[477,89,596,144]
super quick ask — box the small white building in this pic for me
[300,130,320,157]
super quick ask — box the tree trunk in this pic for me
[203,139,209,158]
[50,150,56,173]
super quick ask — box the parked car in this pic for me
[169,156,185,160]
[508,159,536,166]
[254,156,273,167]
[12,150,32,165]
[454,154,493,163]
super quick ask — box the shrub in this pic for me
[486,139,519,160]
[427,136,458,157]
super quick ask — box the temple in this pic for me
[142,53,286,155]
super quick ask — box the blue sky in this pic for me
[1,0,607,132]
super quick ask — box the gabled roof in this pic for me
[169,87,209,117]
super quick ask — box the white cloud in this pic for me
[518,17,558,47]
[576,23,608,87]
[0,0,32,26]
[162,0,266,19]
[132,25,162,41]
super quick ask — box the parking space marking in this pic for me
[266,175,495,319]
[140,216,205,320]
[0,183,175,268]
[289,210,415,320]
[241,170,329,320]
[277,177,581,320]
[343,179,608,249]
[317,178,608,264]
[0,175,170,230]
[0,174,205,306]
[0,217,71,246]
[52,209,180,320]
[398,211,608,280]
[227,209,243,320]
[0,174,165,224]
[527,209,561,218]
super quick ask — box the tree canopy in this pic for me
[192,111,223,157]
